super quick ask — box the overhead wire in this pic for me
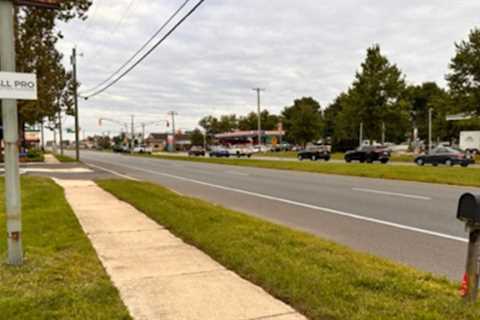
[81,0,205,99]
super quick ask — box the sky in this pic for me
[54,0,480,140]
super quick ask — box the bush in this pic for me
[26,149,44,162]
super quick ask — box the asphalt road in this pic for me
[74,150,479,280]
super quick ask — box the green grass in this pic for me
[150,154,480,187]
[0,177,130,319]
[54,154,77,163]
[98,179,480,320]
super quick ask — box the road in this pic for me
[75,150,478,280]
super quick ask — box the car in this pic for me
[229,147,254,158]
[112,144,129,153]
[209,148,230,158]
[414,146,475,167]
[297,146,331,161]
[344,146,390,164]
[188,146,206,157]
[133,145,152,154]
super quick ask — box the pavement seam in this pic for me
[246,311,299,320]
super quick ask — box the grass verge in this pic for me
[98,179,480,320]
[54,154,77,163]
[149,154,480,188]
[0,177,130,319]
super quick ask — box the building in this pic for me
[145,132,191,151]
[214,130,285,146]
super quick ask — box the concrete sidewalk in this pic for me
[55,179,306,320]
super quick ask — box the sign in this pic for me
[0,72,37,100]
[25,131,40,142]
[14,0,61,9]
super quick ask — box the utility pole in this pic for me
[359,122,364,147]
[168,111,178,152]
[1,0,23,265]
[141,123,145,144]
[130,114,135,152]
[58,103,64,156]
[40,118,45,152]
[428,108,433,153]
[71,47,80,161]
[252,88,265,145]
[381,122,385,146]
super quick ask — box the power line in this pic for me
[81,0,195,97]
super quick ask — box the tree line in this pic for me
[198,28,480,150]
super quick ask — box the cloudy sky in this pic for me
[55,0,480,139]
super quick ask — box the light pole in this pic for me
[168,111,178,152]
[58,102,64,156]
[359,122,364,147]
[252,88,265,145]
[428,108,433,153]
[71,47,80,161]
[130,114,135,152]
[1,0,23,265]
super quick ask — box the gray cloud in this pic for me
[54,0,480,138]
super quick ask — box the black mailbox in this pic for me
[457,193,480,224]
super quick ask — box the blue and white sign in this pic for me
[0,72,37,100]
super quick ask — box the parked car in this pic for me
[133,145,152,154]
[252,145,271,153]
[229,147,254,158]
[344,146,390,164]
[209,148,230,158]
[414,147,475,167]
[188,146,206,157]
[297,146,331,161]
[112,144,129,153]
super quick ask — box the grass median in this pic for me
[150,154,480,188]
[0,177,130,319]
[98,179,479,320]
[54,154,77,163]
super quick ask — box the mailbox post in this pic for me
[457,193,480,303]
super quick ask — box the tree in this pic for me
[199,116,221,136]
[189,129,205,146]
[447,28,480,116]
[238,111,280,131]
[334,45,409,145]
[281,97,323,146]
[13,1,92,133]
[406,82,455,142]
[199,114,238,135]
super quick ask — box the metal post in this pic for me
[40,118,45,151]
[168,111,178,152]
[0,0,23,265]
[253,88,265,145]
[141,123,145,145]
[58,104,63,156]
[381,122,385,145]
[71,47,80,161]
[359,122,364,147]
[428,108,433,153]
[464,228,480,303]
[130,114,134,152]
[203,130,207,154]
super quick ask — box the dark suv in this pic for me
[344,146,390,164]
[188,146,206,157]
[297,146,331,161]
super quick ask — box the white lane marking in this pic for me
[225,170,249,176]
[352,188,432,201]
[89,159,467,243]
[85,163,140,181]
[1,168,93,173]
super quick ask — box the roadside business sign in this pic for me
[0,72,37,100]
[14,0,61,9]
